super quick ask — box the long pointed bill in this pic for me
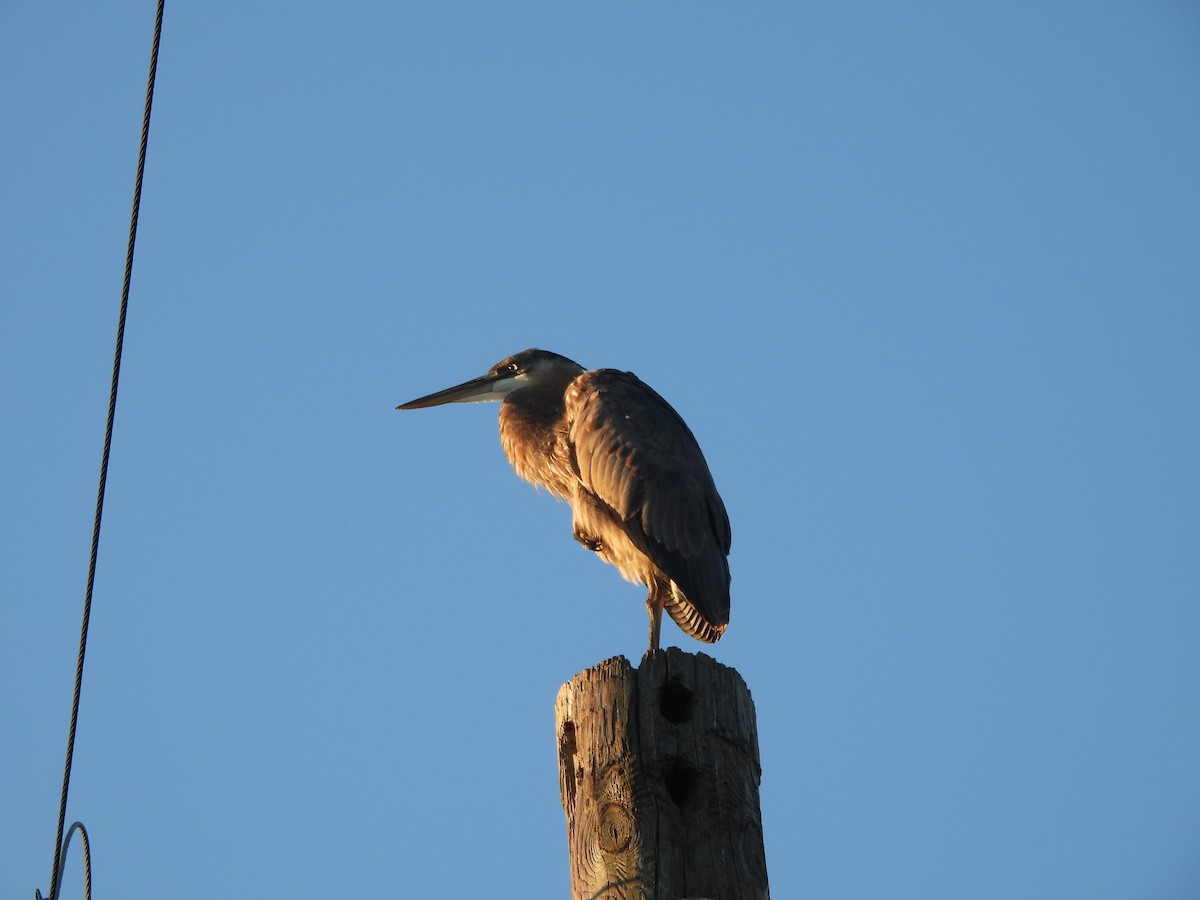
[396,372,518,410]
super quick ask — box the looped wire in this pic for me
[36,823,92,900]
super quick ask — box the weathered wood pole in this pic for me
[555,648,769,900]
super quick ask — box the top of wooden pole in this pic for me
[555,649,769,900]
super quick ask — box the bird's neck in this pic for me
[498,390,574,499]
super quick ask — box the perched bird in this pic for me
[397,349,731,652]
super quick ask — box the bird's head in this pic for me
[396,349,586,410]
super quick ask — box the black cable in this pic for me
[41,3,165,898]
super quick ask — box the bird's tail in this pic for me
[663,582,727,643]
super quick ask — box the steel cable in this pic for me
[39,3,165,898]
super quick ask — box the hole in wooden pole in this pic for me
[664,757,699,808]
[559,721,578,807]
[659,680,693,723]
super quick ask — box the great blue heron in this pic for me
[397,348,731,652]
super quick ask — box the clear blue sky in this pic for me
[4,3,1198,897]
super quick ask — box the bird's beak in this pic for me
[396,371,515,410]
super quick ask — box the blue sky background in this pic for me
[3,3,1199,897]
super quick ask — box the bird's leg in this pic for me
[646,592,663,653]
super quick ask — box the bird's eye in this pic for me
[506,363,520,374]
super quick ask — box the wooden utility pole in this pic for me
[554,648,769,900]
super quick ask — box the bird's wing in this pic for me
[566,369,731,625]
